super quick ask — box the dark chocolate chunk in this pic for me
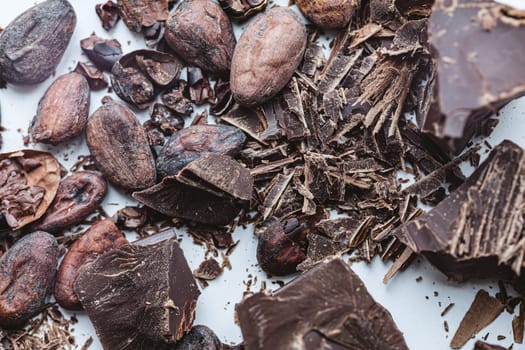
[80,34,122,71]
[75,238,200,349]
[393,140,525,281]
[237,258,409,350]
[420,0,525,154]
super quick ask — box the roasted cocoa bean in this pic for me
[164,0,236,76]
[31,73,90,145]
[86,100,156,190]
[29,171,107,233]
[0,232,59,327]
[156,125,246,178]
[0,0,76,85]
[230,7,307,106]
[55,220,128,310]
[295,0,354,29]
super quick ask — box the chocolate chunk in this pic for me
[393,140,525,282]
[420,0,525,154]
[237,258,409,350]
[80,34,122,71]
[75,238,200,349]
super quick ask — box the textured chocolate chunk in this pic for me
[75,238,200,349]
[237,258,409,350]
[393,140,525,281]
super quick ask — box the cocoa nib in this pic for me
[74,62,108,91]
[75,237,200,348]
[0,232,59,327]
[193,258,223,281]
[237,258,409,350]
[117,0,169,33]
[0,150,61,230]
[55,220,128,310]
[80,34,122,71]
[96,1,120,31]
[143,103,184,146]
[218,0,268,22]
[29,171,107,233]
[161,82,193,117]
[156,125,246,178]
[174,325,223,350]
[112,206,148,229]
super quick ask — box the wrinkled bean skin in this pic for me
[86,100,157,190]
[295,0,354,29]
[54,220,128,310]
[230,7,307,106]
[174,325,222,350]
[156,125,246,178]
[29,171,107,233]
[0,232,59,327]
[0,0,76,85]
[31,73,90,145]
[164,0,236,76]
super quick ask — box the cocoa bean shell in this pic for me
[0,0,76,85]
[164,0,236,76]
[29,171,107,233]
[86,101,156,190]
[55,220,128,310]
[0,232,59,327]
[31,72,90,145]
[230,6,307,106]
[295,0,354,29]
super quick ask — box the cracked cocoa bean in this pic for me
[0,0,76,85]
[29,171,107,233]
[0,232,59,327]
[55,220,128,310]
[31,72,90,145]
[86,99,156,190]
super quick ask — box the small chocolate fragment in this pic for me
[156,125,246,178]
[117,0,169,33]
[75,238,200,348]
[173,325,222,350]
[74,62,108,90]
[237,258,409,350]
[29,171,107,233]
[421,0,525,154]
[473,341,506,350]
[218,0,268,22]
[451,290,504,349]
[80,34,122,71]
[393,140,525,282]
[0,232,59,327]
[55,220,128,310]
[193,259,223,281]
[96,1,120,31]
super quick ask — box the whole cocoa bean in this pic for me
[156,125,246,178]
[164,0,236,76]
[30,171,107,233]
[0,232,59,327]
[230,7,307,106]
[86,100,156,190]
[31,73,90,145]
[295,0,354,29]
[0,0,76,85]
[55,220,128,310]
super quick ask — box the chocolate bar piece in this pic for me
[420,0,525,154]
[236,258,408,350]
[75,238,200,349]
[393,140,525,281]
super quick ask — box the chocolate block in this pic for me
[236,258,408,350]
[420,0,525,154]
[75,238,200,349]
[393,140,525,281]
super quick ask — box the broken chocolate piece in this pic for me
[393,140,525,281]
[421,0,525,154]
[237,258,409,349]
[451,290,504,349]
[75,238,200,349]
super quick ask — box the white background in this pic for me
[1,1,525,349]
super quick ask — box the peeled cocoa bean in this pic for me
[55,220,128,310]
[164,0,236,76]
[0,0,76,85]
[86,100,156,190]
[230,7,307,106]
[29,171,107,233]
[0,232,59,327]
[31,72,90,145]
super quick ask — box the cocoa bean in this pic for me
[0,232,59,327]
[54,220,128,310]
[295,0,354,29]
